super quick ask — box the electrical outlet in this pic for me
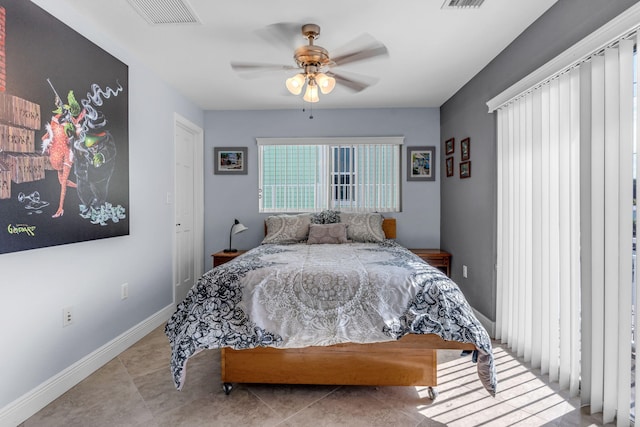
[463,265,468,278]
[63,306,73,327]
[121,283,129,300]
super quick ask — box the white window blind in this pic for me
[490,30,637,425]
[257,137,403,213]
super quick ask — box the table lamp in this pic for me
[224,219,248,253]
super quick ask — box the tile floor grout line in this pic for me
[253,384,343,426]
[244,388,290,426]
[117,355,162,427]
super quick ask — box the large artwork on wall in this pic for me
[0,0,129,255]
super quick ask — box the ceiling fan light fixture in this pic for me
[316,73,336,94]
[286,73,306,95]
[232,23,388,107]
[303,81,320,103]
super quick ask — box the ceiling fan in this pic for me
[230,23,389,103]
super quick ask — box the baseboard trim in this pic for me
[472,307,496,339]
[0,304,175,427]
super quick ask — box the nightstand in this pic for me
[212,250,247,268]
[409,249,452,277]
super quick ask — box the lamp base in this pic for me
[223,248,238,253]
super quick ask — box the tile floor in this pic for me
[21,326,610,426]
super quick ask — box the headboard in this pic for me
[263,217,396,239]
[381,218,396,239]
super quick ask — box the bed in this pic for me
[165,212,497,399]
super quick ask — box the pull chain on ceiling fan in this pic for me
[230,23,389,104]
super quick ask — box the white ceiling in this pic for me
[47,0,558,111]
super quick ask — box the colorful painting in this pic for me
[0,0,129,255]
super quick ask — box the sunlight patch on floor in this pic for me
[412,345,599,426]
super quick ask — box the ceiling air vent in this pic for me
[126,0,200,25]
[441,0,485,9]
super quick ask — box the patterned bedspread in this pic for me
[165,241,497,395]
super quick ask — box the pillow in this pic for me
[307,223,349,244]
[262,213,311,244]
[310,212,324,224]
[339,212,385,243]
[310,209,341,224]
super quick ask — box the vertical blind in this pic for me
[493,35,637,424]
[256,137,403,213]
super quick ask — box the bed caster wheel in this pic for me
[428,386,438,400]
[222,383,233,395]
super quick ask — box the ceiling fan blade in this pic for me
[332,44,388,67]
[330,34,389,67]
[327,71,378,93]
[255,22,302,51]
[231,62,298,78]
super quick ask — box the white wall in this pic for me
[0,0,203,415]
[203,107,441,268]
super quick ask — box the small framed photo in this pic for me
[214,147,247,174]
[445,138,455,155]
[446,157,454,177]
[460,161,471,179]
[407,146,436,181]
[461,138,470,161]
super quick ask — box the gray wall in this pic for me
[0,0,204,409]
[203,108,440,268]
[440,0,639,323]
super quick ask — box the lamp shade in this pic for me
[303,82,319,103]
[285,74,306,95]
[316,73,336,94]
[231,221,248,235]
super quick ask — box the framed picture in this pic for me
[0,0,130,255]
[446,157,454,177]
[460,161,471,179]
[461,137,470,161]
[407,146,436,181]
[445,138,455,155]
[214,147,247,174]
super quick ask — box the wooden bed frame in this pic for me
[221,218,476,398]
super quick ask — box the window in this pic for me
[257,137,403,213]
[333,147,353,206]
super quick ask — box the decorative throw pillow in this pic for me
[321,209,341,224]
[307,223,349,244]
[262,213,311,244]
[310,209,341,224]
[310,212,325,224]
[339,212,386,242]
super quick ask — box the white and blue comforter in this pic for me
[165,240,497,395]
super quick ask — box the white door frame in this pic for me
[173,113,204,306]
